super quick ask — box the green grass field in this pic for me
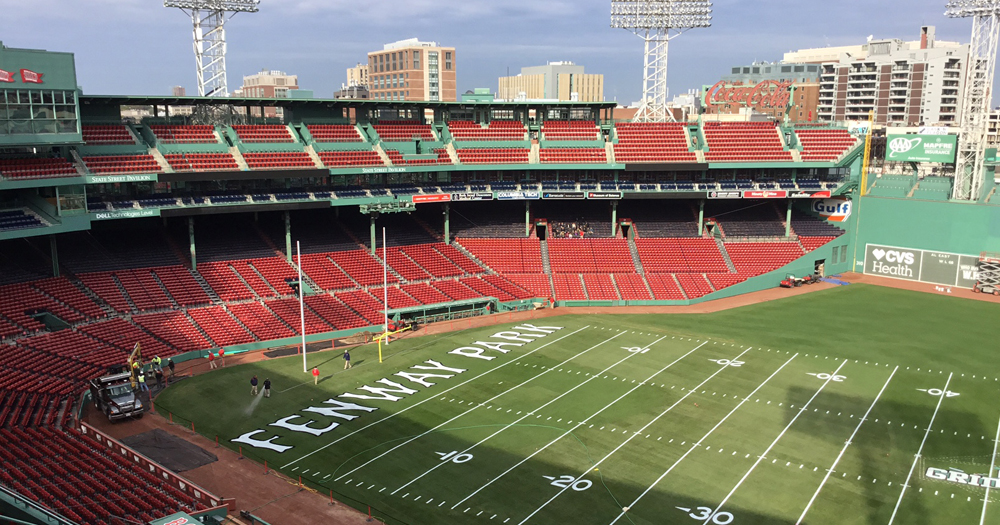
[155,284,1000,525]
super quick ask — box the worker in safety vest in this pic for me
[151,356,162,372]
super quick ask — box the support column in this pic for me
[443,203,450,245]
[188,217,197,269]
[611,201,618,237]
[525,201,531,238]
[50,236,59,278]
[370,214,377,255]
[697,200,705,235]
[785,200,793,238]
[284,211,292,263]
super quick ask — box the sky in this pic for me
[0,0,977,103]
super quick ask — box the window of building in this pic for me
[0,89,79,136]
[731,67,740,74]
[794,65,804,72]
[414,51,421,69]
[781,66,792,73]
[445,51,452,70]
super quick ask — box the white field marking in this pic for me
[607,353,797,525]
[699,359,849,525]
[389,335,673,495]
[281,325,590,469]
[887,373,953,525]
[516,346,754,525]
[333,330,628,482]
[451,339,709,510]
[795,366,898,525]
[981,410,1000,525]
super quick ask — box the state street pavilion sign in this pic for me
[703,80,795,110]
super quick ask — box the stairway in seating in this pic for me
[229,146,250,170]
[189,269,222,304]
[715,238,737,273]
[229,265,264,300]
[222,305,260,341]
[248,262,283,296]
[111,274,139,313]
[303,144,324,168]
[370,250,407,283]
[148,147,174,173]
[579,274,590,300]
[540,239,553,275]
[609,274,624,301]
[446,143,461,164]
[150,272,181,309]
[449,242,492,273]
[374,144,393,166]
[672,274,689,300]
[627,237,645,273]
[530,143,540,164]
[262,301,300,334]
[67,279,117,318]
[605,141,616,164]
[184,310,218,347]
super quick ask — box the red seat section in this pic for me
[505,274,553,299]
[77,318,173,358]
[614,274,652,300]
[82,125,135,145]
[795,128,859,162]
[646,274,685,300]
[163,153,239,171]
[582,274,620,300]
[149,125,218,144]
[307,124,364,142]
[329,250,395,287]
[373,121,435,142]
[799,236,836,252]
[429,280,481,301]
[304,294,367,330]
[547,239,635,274]
[318,150,385,167]
[83,155,161,174]
[724,242,804,278]
[456,148,530,164]
[539,148,607,164]
[703,122,793,162]
[449,120,527,141]
[541,120,600,141]
[482,275,534,300]
[227,302,293,341]
[241,152,315,170]
[335,290,385,325]
[231,125,294,143]
[299,253,357,291]
[459,277,515,301]
[707,273,747,291]
[384,149,452,166]
[552,274,586,300]
[458,238,543,273]
[132,311,210,352]
[197,262,254,301]
[266,297,332,334]
[635,238,729,273]
[0,157,78,180]
[188,306,254,347]
[613,122,697,163]
[400,283,451,305]
[151,266,211,306]
[676,273,713,299]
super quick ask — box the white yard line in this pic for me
[280,325,589,469]
[449,338,705,510]
[516,346,754,525]
[980,409,1000,525]
[332,330,629,482]
[389,334,676,496]
[699,359,849,525]
[607,353,798,525]
[795,366,898,525]
[887,372,953,525]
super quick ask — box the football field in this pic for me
[155,285,1000,525]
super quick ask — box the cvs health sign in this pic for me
[864,244,922,281]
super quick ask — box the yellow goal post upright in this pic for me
[374,324,413,363]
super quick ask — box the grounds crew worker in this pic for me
[312,367,320,385]
[263,378,271,398]
[250,375,258,396]
[151,355,162,372]
[344,350,352,370]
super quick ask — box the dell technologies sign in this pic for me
[864,244,922,281]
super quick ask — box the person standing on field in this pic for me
[343,350,352,370]
[207,351,216,369]
[250,375,258,395]
[167,358,175,378]
[312,367,320,385]
[263,378,271,398]
[218,349,226,367]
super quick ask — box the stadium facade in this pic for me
[1,38,999,525]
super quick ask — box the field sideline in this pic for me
[154,284,1000,525]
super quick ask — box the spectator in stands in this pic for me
[207,351,217,369]
[218,349,226,367]
[344,351,352,370]
[167,358,175,378]
[312,367,320,385]
[263,378,271,398]
[250,375,258,396]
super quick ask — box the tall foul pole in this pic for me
[947,0,1000,200]
[164,0,260,97]
[611,0,712,122]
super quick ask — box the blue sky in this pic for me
[0,0,974,103]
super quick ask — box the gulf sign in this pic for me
[812,198,851,222]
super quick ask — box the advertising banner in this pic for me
[885,134,957,163]
[496,191,540,201]
[542,192,585,200]
[450,192,493,201]
[92,209,160,221]
[707,190,741,199]
[864,243,979,287]
[743,190,788,199]
[812,198,852,222]
[587,191,623,200]
[412,194,450,204]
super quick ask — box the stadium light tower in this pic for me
[946,0,1000,200]
[611,0,712,122]
[164,0,260,97]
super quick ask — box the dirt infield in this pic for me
[82,273,994,524]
